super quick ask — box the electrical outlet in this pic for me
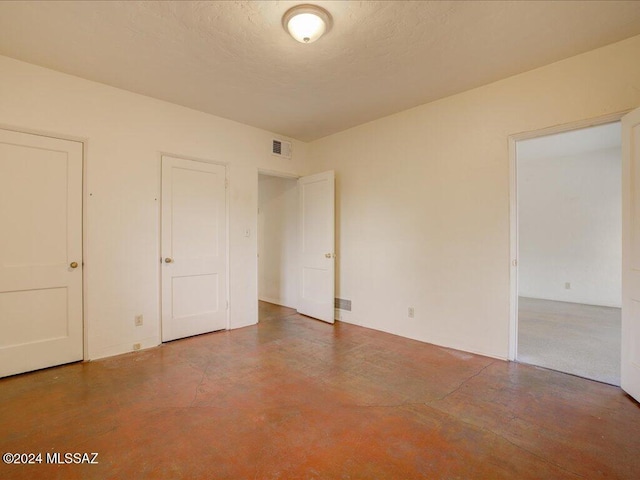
[133,343,141,351]
[565,282,571,290]
[408,307,415,318]
[135,314,143,326]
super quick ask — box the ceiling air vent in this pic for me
[272,139,292,159]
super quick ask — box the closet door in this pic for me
[161,155,227,341]
[0,129,83,377]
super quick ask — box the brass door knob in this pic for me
[70,262,78,269]
[164,258,173,263]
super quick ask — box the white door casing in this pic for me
[0,129,83,377]
[621,107,640,402]
[161,156,227,342]
[297,170,335,323]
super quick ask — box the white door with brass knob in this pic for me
[297,170,335,323]
[161,155,227,342]
[0,129,83,377]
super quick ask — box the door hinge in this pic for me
[225,178,228,188]
[512,259,518,267]
[226,300,229,310]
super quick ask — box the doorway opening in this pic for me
[257,170,336,324]
[258,173,299,320]
[514,122,622,385]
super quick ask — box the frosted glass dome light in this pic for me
[283,5,332,44]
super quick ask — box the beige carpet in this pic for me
[517,297,621,386]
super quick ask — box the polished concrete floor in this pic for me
[1,301,639,479]
[518,297,621,385]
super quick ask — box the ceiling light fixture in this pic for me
[282,4,332,44]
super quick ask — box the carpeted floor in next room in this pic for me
[0,301,638,479]
[517,297,621,385]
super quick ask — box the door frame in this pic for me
[0,123,88,361]
[507,111,629,361]
[158,152,230,333]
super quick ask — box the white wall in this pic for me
[0,55,310,360]
[258,175,299,308]
[518,146,621,307]
[309,35,640,359]
[3,33,640,364]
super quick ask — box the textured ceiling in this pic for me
[1,1,640,142]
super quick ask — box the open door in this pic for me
[297,171,335,323]
[622,107,640,402]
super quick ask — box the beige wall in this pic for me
[0,55,310,359]
[310,35,640,359]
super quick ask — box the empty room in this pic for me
[1,1,640,479]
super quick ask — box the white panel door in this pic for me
[161,156,227,342]
[0,129,83,377]
[297,171,335,323]
[622,107,640,402]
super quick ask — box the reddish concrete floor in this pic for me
[1,301,639,479]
